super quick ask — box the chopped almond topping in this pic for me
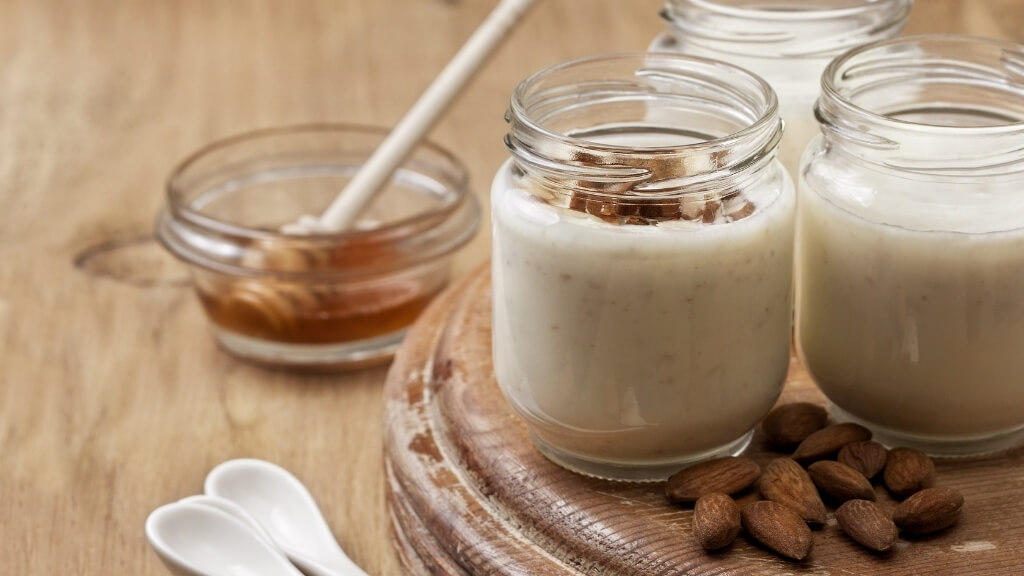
[729,201,756,221]
[701,200,722,224]
[565,191,754,225]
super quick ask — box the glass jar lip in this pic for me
[665,0,913,21]
[158,123,480,279]
[165,123,471,243]
[820,34,1024,137]
[660,0,913,59]
[510,52,779,155]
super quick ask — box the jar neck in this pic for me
[504,53,783,220]
[661,0,912,60]
[816,35,1024,179]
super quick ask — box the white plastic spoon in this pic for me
[205,459,369,576]
[145,501,305,576]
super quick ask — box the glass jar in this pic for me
[797,36,1024,455]
[492,53,794,481]
[652,0,912,178]
[156,125,480,371]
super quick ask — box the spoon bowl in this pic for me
[205,458,368,576]
[145,501,305,576]
[176,494,277,548]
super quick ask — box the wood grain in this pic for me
[385,266,1024,575]
[0,1,1019,575]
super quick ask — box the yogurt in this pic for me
[494,52,795,480]
[797,168,1024,453]
[795,35,1024,455]
[491,159,795,479]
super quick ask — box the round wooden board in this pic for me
[383,265,1024,575]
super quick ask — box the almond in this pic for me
[701,200,722,224]
[665,456,761,503]
[838,441,888,479]
[883,448,935,498]
[792,423,872,464]
[693,493,741,550]
[808,461,876,503]
[741,500,813,561]
[680,196,705,221]
[893,486,963,535]
[835,499,899,552]
[761,402,828,449]
[726,199,756,222]
[759,458,826,524]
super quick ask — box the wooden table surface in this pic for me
[0,1,1020,574]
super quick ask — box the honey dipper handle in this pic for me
[317,0,537,231]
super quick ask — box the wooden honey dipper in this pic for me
[282,0,537,234]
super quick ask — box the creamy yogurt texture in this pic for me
[797,155,1024,446]
[491,158,796,471]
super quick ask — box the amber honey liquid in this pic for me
[197,278,443,345]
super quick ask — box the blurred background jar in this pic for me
[492,54,793,481]
[651,0,912,179]
[797,35,1024,455]
[157,125,480,371]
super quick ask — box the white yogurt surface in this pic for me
[491,158,796,469]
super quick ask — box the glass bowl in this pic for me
[156,124,480,371]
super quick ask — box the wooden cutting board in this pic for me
[382,265,1024,575]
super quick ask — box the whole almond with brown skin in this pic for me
[792,423,872,464]
[693,493,741,550]
[761,402,828,449]
[808,461,876,503]
[894,487,963,534]
[759,458,827,524]
[884,448,935,498]
[741,500,813,561]
[665,457,761,503]
[838,441,888,479]
[836,499,899,552]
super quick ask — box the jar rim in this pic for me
[821,35,1024,135]
[814,35,1024,178]
[506,52,783,201]
[510,52,779,155]
[157,123,480,279]
[664,0,913,21]
[661,0,913,59]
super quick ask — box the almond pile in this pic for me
[664,402,964,562]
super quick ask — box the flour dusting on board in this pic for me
[951,541,996,553]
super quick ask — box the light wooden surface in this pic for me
[385,267,1024,575]
[0,1,1019,575]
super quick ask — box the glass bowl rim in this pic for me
[164,122,472,243]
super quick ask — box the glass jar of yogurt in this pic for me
[797,35,1024,456]
[492,53,795,481]
[651,0,912,178]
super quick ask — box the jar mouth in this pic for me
[664,0,911,20]
[816,35,1024,176]
[157,124,480,279]
[661,0,912,59]
[506,52,782,199]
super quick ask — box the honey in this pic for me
[196,278,443,345]
[156,125,480,369]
